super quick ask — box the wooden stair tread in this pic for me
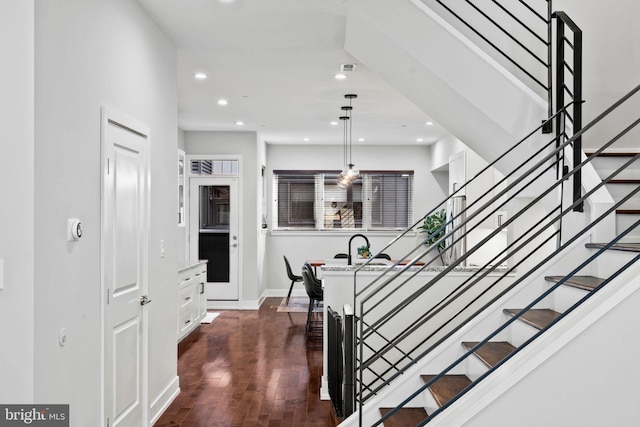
[421,374,472,407]
[544,275,604,291]
[608,179,640,184]
[504,308,561,330]
[461,341,516,368]
[586,242,640,252]
[379,407,428,426]
[616,209,640,215]
[585,151,639,157]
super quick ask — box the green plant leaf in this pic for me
[417,209,447,250]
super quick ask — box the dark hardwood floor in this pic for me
[154,297,340,427]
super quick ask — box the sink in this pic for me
[353,258,390,266]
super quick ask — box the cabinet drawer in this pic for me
[178,286,195,310]
[178,309,194,335]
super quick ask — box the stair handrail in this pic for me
[356,81,639,306]
[553,11,583,210]
[356,82,640,425]
[352,104,571,405]
[358,126,640,402]
[357,81,640,327]
[379,218,640,426]
[353,100,579,283]
[371,151,640,415]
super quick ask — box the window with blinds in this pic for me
[272,170,413,231]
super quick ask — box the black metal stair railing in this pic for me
[348,110,567,416]
[425,0,553,116]
[554,11,583,211]
[422,0,585,207]
[353,83,640,426]
[383,218,640,427]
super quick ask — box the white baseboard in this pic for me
[263,289,307,299]
[149,376,180,426]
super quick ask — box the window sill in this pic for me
[269,229,417,237]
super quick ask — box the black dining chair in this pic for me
[302,263,323,340]
[283,255,303,305]
[374,253,391,260]
[334,253,348,259]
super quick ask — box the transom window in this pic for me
[272,170,413,231]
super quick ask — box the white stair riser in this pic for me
[591,247,639,278]
[423,385,441,415]
[616,214,640,242]
[606,184,640,208]
[545,283,591,313]
[463,349,493,382]
[504,313,540,348]
[590,156,640,180]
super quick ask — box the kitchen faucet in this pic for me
[348,233,370,265]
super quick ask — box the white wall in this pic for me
[345,0,549,172]
[266,143,442,296]
[185,131,262,305]
[34,0,178,425]
[0,0,35,404]
[256,134,269,299]
[465,275,640,427]
[177,128,187,265]
[554,0,640,150]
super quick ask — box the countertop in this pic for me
[320,261,511,274]
[178,260,208,273]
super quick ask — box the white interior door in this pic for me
[449,150,466,195]
[189,176,240,301]
[102,111,149,427]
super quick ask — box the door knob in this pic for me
[140,295,152,305]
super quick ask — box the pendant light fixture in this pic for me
[337,94,358,188]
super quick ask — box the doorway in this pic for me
[101,108,150,427]
[189,176,240,302]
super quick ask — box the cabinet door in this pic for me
[178,284,195,339]
[198,278,207,318]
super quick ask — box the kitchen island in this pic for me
[318,260,513,401]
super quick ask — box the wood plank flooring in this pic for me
[154,298,339,427]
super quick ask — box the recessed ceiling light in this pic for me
[217,99,228,106]
[334,73,347,80]
[330,121,338,126]
[303,138,310,142]
[416,138,424,142]
[426,121,434,126]
[194,72,207,80]
[235,121,244,126]
[358,138,365,142]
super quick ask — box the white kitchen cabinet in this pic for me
[177,261,207,342]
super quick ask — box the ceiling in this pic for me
[137,0,449,145]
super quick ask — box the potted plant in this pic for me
[417,209,449,264]
[357,245,371,259]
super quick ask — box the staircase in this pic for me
[586,151,640,242]
[364,228,640,426]
[329,1,640,425]
[336,81,640,427]
[380,275,602,424]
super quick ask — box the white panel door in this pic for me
[449,150,467,195]
[189,176,240,301]
[102,111,149,427]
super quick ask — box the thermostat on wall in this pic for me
[68,219,83,241]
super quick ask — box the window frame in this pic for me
[272,169,413,232]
